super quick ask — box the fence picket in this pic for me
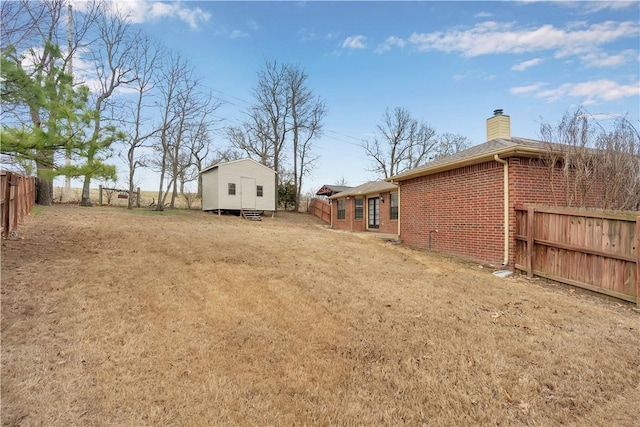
[515,205,639,306]
[0,171,37,237]
[308,198,331,223]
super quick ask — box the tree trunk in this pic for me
[274,172,279,214]
[170,177,178,208]
[155,168,165,211]
[80,175,92,206]
[127,170,135,210]
[36,165,53,206]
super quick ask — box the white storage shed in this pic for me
[200,158,277,213]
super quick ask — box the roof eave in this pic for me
[388,145,550,182]
[199,158,278,175]
[199,164,219,174]
[328,183,398,199]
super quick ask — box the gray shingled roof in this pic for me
[328,180,398,199]
[316,185,353,196]
[389,137,560,181]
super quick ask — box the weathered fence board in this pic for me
[308,198,331,223]
[0,171,37,238]
[515,205,639,305]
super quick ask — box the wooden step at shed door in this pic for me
[241,210,262,221]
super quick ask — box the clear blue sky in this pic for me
[75,1,640,193]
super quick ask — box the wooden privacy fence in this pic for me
[0,171,36,238]
[308,198,330,223]
[515,205,639,305]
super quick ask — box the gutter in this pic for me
[494,154,509,266]
[388,144,550,183]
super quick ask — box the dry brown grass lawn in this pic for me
[2,205,639,426]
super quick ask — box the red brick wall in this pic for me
[331,197,363,231]
[331,192,398,234]
[378,192,399,234]
[509,157,603,208]
[400,160,506,266]
[507,157,603,266]
[399,156,605,267]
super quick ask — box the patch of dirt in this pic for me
[2,205,639,426]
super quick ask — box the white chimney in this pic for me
[486,109,511,141]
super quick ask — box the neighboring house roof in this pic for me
[328,180,398,199]
[316,185,353,196]
[388,137,561,182]
[200,157,277,175]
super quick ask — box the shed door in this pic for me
[241,177,256,209]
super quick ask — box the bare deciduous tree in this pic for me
[168,90,219,208]
[434,133,470,159]
[153,54,219,210]
[286,65,326,212]
[334,177,349,186]
[79,3,136,206]
[122,34,163,209]
[540,109,597,207]
[595,116,640,210]
[252,60,290,177]
[540,107,640,210]
[362,107,437,178]
[229,60,325,212]
[187,120,215,198]
[154,53,187,211]
[227,121,272,166]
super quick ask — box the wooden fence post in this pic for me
[0,173,6,237]
[636,216,639,308]
[527,206,535,277]
[9,177,18,235]
[98,185,103,206]
[136,187,141,208]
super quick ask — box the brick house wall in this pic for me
[400,160,506,266]
[331,196,365,232]
[331,191,398,234]
[399,156,604,267]
[508,157,603,266]
[377,192,399,234]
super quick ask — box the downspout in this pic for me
[329,199,333,228]
[494,155,509,266]
[397,185,401,237]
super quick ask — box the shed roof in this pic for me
[316,185,352,196]
[388,137,559,182]
[328,180,398,199]
[200,157,276,175]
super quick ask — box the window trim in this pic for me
[228,183,236,196]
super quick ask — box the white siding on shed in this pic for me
[200,158,276,212]
[201,168,219,210]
